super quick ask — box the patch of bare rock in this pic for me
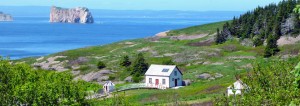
[227,56,256,60]
[75,70,113,82]
[170,34,209,40]
[277,35,300,46]
[197,73,223,80]
[33,56,68,72]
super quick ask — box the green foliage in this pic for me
[264,35,280,57]
[214,59,300,105]
[162,59,175,65]
[292,62,300,88]
[132,76,144,83]
[97,61,106,69]
[92,92,138,106]
[131,53,148,77]
[0,57,100,105]
[215,28,226,44]
[120,55,131,67]
[218,0,298,46]
[293,5,300,17]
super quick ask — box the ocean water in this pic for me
[0,16,233,59]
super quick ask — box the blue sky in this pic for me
[0,0,282,11]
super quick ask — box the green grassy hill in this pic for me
[167,21,228,36]
[17,21,300,105]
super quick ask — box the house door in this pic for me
[155,79,159,85]
[175,79,178,86]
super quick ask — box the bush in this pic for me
[0,57,98,105]
[131,53,148,76]
[120,55,131,67]
[214,59,300,105]
[108,75,116,80]
[132,76,144,83]
[97,61,106,69]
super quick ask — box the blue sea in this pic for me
[0,15,238,59]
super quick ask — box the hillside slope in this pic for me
[17,19,300,105]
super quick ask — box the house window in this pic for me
[174,71,177,76]
[172,78,174,81]
[162,79,166,84]
[149,78,152,84]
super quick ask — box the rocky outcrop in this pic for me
[49,6,94,23]
[0,12,13,21]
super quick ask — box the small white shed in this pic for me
[103,81,115,94]
[145,64,183,89]
[227,80,247,96]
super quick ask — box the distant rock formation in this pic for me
[49,6,94,23]
[0,12,13,21]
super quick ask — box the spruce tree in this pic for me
[131,53,148,76]
[97,61,106,69]
[264,35,280,57]
[120,55,131,67]
[215,28,225,44]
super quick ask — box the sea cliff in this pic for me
[49,6,94,23]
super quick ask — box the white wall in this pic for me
[227,89,242,96]
[169,68,183,87]
[145,76,170,88]
[145,68,183,88]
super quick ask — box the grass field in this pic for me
[167,21,229,36]
[17,21,300,105]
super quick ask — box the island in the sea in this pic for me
[49,6,94,24]
[0,12,13,21]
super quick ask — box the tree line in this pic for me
[214,57,300,105]
[216,0,300,57]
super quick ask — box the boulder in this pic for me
[214,73,224,78]
[97,76,109,82]
[198,73,212,79]
[50,6,93,23]
[124,76,133,83]
[182,79,192,86]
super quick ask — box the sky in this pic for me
[0,0,283,11]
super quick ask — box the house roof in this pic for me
[103,81,115,86]
[227,80,247,90]
[145,64,182,76]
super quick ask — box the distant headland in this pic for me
[0,12,13,21]
[49,6,94,24]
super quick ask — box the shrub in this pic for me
[214,59,300,105]
[97,61,106,69]
[120,55,131,67]
[131,53,148,76]
[132,76,144,83]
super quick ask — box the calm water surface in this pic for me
[0,17,231,59]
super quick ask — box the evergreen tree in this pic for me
[264,35,280,57]
[131,53,148,76]
[215,28,225,44]
[120,55,131,67]
[97,61,106,69]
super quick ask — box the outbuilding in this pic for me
[145,64,183,89]
[103,81,115,94]
[227,80,247,96]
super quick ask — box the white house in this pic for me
[227,80,247,96]
[103,81,115,94]
[145,64,183,89]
